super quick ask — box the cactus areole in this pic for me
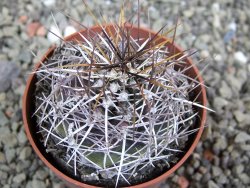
[23,24,208,188]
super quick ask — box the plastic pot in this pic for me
[22,24,207,188]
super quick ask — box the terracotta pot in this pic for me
[22,24,207,188]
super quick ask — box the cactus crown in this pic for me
[34,4,212,187]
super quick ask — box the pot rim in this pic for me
[22,23,207,188]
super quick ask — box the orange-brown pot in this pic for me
[22,24,207,188]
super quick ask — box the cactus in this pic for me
[33,5,213,188]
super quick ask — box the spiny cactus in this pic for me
[33,4,213,187]
[34,24,211,187]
